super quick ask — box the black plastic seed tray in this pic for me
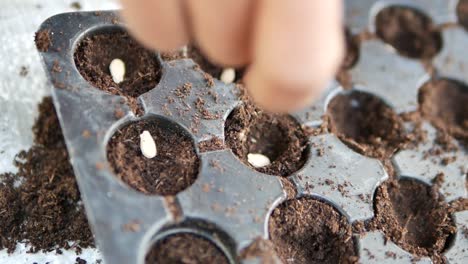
[36,0,467,263]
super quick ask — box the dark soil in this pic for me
[107,118,199,195]
[457,0,468,31]
[375,6,442,59]
[225,103,309,176]
[419,79,468,144]
[371,179,456,261]
[337,28,360,89]
[74,30,161,97]
[162,45,245,82]
[342,29,359,70]
[268,198,358,264]
[327,91,408,159]
[35,29,52,52]
[0,97,94,253]
[145,233,229,264]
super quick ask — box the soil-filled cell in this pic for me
[225,104,309,176]
[107,117,199,196]
[327,91,407,159]
[375,6,442,59]
[373,179,456,258]
[145,233,229,264]
[268,198,358,264]
[419,78,468,143]
[74,29,161,97]
[162,45,245,83]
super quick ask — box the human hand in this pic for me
[120,0,344,113]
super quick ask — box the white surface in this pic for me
[0,243,101,264]
[0,0,120,263]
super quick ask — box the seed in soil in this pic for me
[375,6,442,59]
[162,45,245,83]
[327,91,407,159]
[268,198,358,264]
[107,117,199,195]
[225,104,308,176]
[457,0,468,32]
[74,29,161,97]
[247,153,271,168]
[109,58,125,84]
[145,233,229,264]
[419,78,468,143]
[139,130,157,159]
[220,68,236,84]
[372,179,456,258]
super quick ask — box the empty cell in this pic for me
[419,78,468,143]
[268,197,358,264]
[327,91,407,159]
[375,6,442,59]
[372,179,456,259]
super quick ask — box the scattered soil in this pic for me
[0,97,94,253]
[327,91,407,159]
[145,233,229,264]
[457,0,468,31]
[225,103,309,176]
[371,179,456,261]
[375,6,442,59]
[35,29,52,52]
[198,137,225,153]
[419,79,468,144]
[107,118,199,195]
[70,1,82,10]
[268,198,358,264]
[162,45,245,82]
[74,30,161,97]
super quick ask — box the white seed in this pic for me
[140,130,157,159]
[247,153,271,168]
[220,68,236,84]
[109,58,125,84]
[181,45,188,57]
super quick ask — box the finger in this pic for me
[186,0,253,66]
[248,0,344,112]
[120,0,189,51]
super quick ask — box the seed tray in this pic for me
[36,0,467,263]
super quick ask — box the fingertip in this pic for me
[120,0,189,52]
[245,66,325,113]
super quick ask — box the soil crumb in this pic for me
[0,97,94,253]
[107,118,199,195]
[375,6,442,59]
[240,238,279,262]
[269,198,358,264]
[419,79,468,144]
[74,30,161,97]
[35,29,52,52]
[457,0,468,31]
[198,137,225,153]
[225,103,309,176]
[327,91,407,159]
[145,233,229,264]
[371,179,456,261]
